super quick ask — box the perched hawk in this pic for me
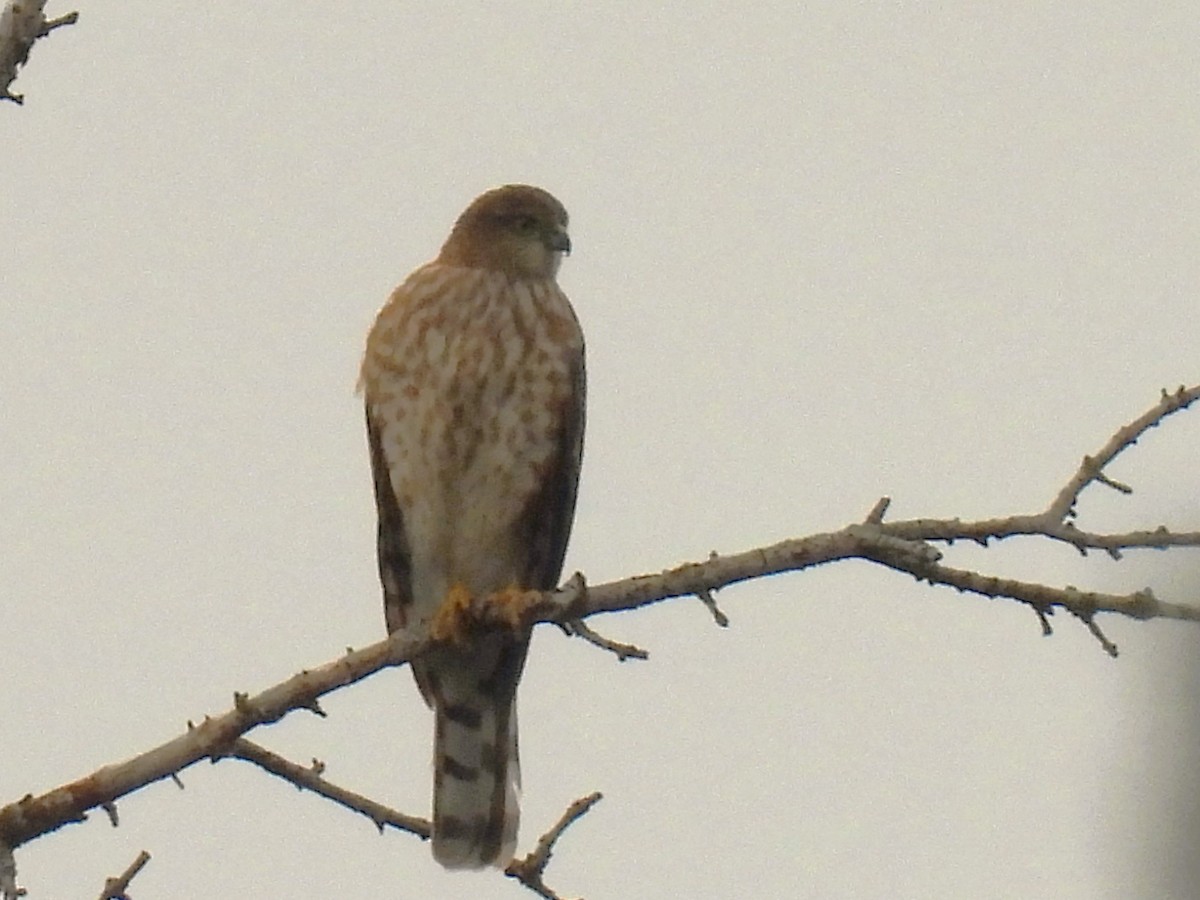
[359,185,585,869]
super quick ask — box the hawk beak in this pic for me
[548,228,571,255]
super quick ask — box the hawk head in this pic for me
[438,184,571,280]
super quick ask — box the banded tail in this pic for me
[421,637,526,869]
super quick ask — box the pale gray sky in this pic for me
[4,4,1200,899]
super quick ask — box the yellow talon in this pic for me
[487,584,541,631]
[430,582,474,644]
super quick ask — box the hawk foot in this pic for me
[430,582,475,644]
[485,584,542,631]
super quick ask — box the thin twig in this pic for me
[883,514,1200,555]
[1093,470,1133,496]
[0,842,22,900]
[97,850,150,900]
[864,496,891,524]
[1069,609,1120,658]
[565,620,648,661]
[226,739,430,839]
[1033,606,1053,637]
[1045,385,1200,521]
[864,546,1194,631]
[696,588,730,627]
[506,793,603,900]
[40,11,78,34]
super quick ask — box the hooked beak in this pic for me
[547,227,571,255]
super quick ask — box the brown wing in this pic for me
[366,405,413,634]
[517,333,586,591]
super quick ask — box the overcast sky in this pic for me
[4,4,1200,899]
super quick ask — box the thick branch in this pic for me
[3,521,1198,849]
[2,519,1196,852]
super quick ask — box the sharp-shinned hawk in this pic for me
[359,185,585,869]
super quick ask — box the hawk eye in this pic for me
[512,214,538,233]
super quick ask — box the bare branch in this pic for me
[696,587,730,627]
[1045,384,1200,520]
[226,739,430,839]
[882,514,1200,556]
[0,634,421,849]
[3,510,1197,854]
[563,619,649,661]
[0,1,78,104]
[0,383,1197,891]
[41,10,75,31]
[225,739,607,900]
[860,547,1194,624]
[864,496,891,524]
[1070,608,1120,658]
[97,850,150,900]
[506,793,603,900]
[556,573,648,660]
[1033,605,1053,637]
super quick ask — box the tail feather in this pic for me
[419,635,527,870]
[432,692,520,869]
